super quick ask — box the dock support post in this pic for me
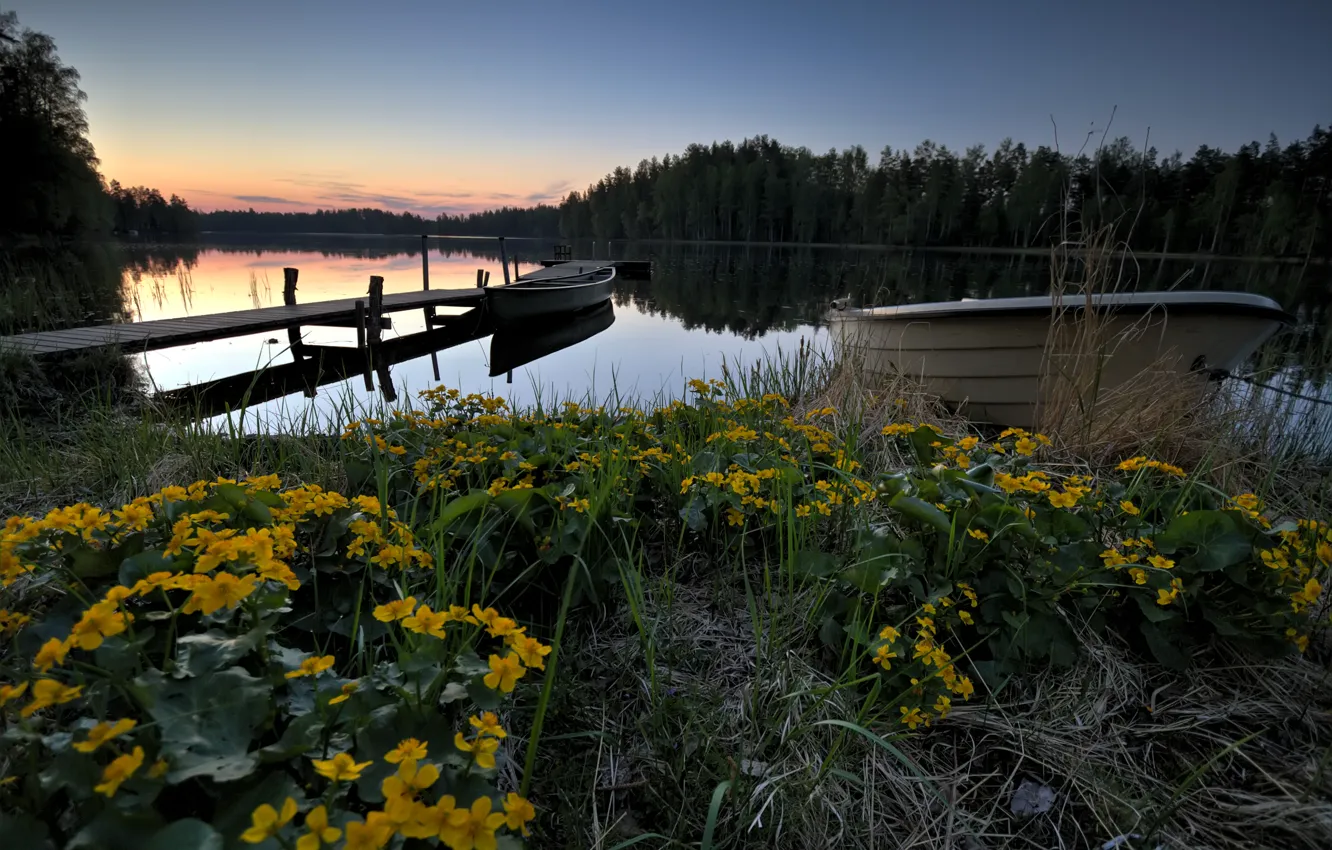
[282,267,304,354]
[354,300,367,349]
[498,237,510,285]
[421,235,430,290]
[367,276,384,346]
[476,268,485,288]
[512,256,520,281]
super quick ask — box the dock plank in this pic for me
[0,288,485,358]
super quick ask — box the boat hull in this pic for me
[829,293,1290,428]
[486,275,614,324]
[489,303,616,376]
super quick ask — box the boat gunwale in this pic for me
[832,291,1294,325]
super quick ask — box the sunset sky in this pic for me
[10,0,1331,216]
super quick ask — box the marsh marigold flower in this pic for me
[1120,500,1140,516]
[373,596,417,622]
[507,633,551,670]
[297,806,341,850]
[502,793,536,837]
[241,797,298,844]
[73,718,137,753]
[342,813,395,850]
[33,636,72,672]
[469,711,507,739]
[384,738,428,764]
[483,652,526,693]
[402,604,449,638]
[967,528,989,542]
[21,678,82,717]
[285,655,335,679]
[0,681,29,706]
[312,751,372,782]
[441,796,505,850]
[899,706,927,729]
[94,746,145,796]
[454,732,501,769]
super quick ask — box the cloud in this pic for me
[232,194,302,205]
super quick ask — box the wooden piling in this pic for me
[512,256,520,280]
[498,237,511,285]
[421,235,430,290]
[282,268,303,352]
[484,270,490,286]
[354,300,366,349]
[476,268,485,288]
[368,276,384,346]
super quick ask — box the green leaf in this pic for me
[1140,621,1190,669]
[138,666,270,783]
[1132,592,1180,623]
[0,813,53,850]
[888,495,951,535]
[818,616,844,649]
[258,712,325,762]
[68,808,163,850]
[174,624,267,677]
[679,497,706,533]
[69,544,119,579]
[1156,510,1251,571]
[467,679,502,711]
[439,681,470,705]
[431,492,492,534]
[119,548,179,586]
[146,820,222,850]
[790,549,838,580]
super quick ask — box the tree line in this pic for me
[556,132,1330,258]
[1,12,196,240]
[194,205,562,238]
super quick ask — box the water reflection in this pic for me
[14,236,1324,424]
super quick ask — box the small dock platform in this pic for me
[535,258,651,280]
[0,287,484,358]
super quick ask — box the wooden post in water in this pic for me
[498,237,511,285]
[484,270,490,286]
[354,300,367,349]
[421,235,430,289]
[367,276,384,346]
[282,268,303,354]
[476,269,485,288]
[512,256,520,281]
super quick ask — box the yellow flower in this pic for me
[148,758,169,778]
[402,604,449,638]
[285,655,336,679]
[873,643,897,670]
[182,572,260,615]
[373,596,418,622]
[296,805,342,850]
[1014,437,1037,456]
[933,695,952,719]
[469,711,507,739]
[502,792,536,837]
[441,795,506,850]
[442,604,479,625]
[957,436,979,451]
[241,797,298,844]
[0,681,29,706]
[877,624,899,642]
[1047,490,1079,509]
[312,751,372,782]
[33,637,72,672]
[1120,500,1140,516]
[967,528,989,542]
[725,508,744,527]
[384,737,428,764]
[382,757,441,797]
[21,678,83,718]
[454,731,501,769]
[343,813,395,850]
[899,706,926,729]
[794,504,812,518]
[73,718,137,753]
[94,745,145,796]
[1147,555,1175,570]
[68,601,132,651]
[1129,568,1148,585]
[506,634,551,670]
[483,652,526,693]
[471,605,521,638]
[329,681,358,705]
[958,610,973,625]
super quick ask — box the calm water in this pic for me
[112,236,1330,428]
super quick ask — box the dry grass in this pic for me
[534,565,1332,850]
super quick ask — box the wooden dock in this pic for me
[535,258,651,280]
[0,287,484,358]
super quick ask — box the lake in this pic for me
[100,236,1332,428]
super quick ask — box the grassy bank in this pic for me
[1,350,1330,850]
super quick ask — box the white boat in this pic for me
[828,291,1293,428]
[485,265,617,324]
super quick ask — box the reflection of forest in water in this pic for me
[7,237,1328,387]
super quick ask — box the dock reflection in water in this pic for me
[158,304,619,417]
